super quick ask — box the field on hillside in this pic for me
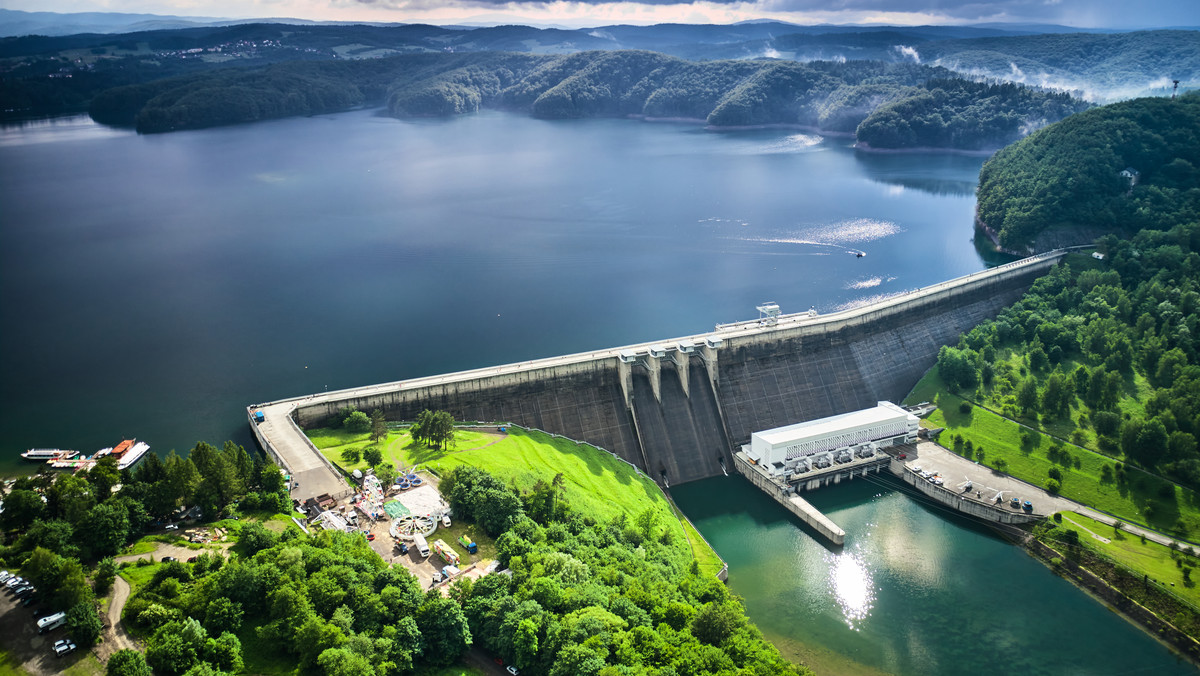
[307,425,724,577]
[906,369,1200,538]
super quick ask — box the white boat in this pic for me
[117,441,150,468]
[112,439,150,470]
[20,449,77,462]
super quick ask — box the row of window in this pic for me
[780,421,909,460]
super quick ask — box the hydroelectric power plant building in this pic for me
[745,401,918,479]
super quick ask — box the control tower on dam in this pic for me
[249,251,1068,489]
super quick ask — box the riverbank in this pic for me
[1026,529,1200,666]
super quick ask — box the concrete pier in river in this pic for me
[248,250,1070,504]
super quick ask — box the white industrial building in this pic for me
[746,401,918,477]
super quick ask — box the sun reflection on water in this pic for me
[828,552,875,630]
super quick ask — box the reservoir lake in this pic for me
[1,109,1191,673]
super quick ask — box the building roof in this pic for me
[753,402,911,447]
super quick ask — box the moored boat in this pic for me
[114,441,150,470]
[20,448,78,462]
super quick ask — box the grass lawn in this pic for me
[308,425,722,570]
[1056,511,1200,607]
[61,652,105,676]
[118,561,163,592]
[680,514,725,578]
[0,651,26,676]
[432,520,497,565]
[906,368,1200,538]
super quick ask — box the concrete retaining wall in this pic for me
[293,359,645,471]
[896,461,1042,525]
[733,452,845,546]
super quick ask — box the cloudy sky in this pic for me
[4,0,1197,29]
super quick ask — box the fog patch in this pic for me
[893,45,921,64]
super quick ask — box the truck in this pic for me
[457,535,478,554]
[253,410,265,423]
[432,539,460,566]
[37,612,66,634]
[413,534,430,558]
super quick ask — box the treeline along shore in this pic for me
[78,50,1090,150]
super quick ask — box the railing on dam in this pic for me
[712,247,1071,336]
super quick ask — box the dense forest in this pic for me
[82,49,1087,150]
[0,441,289,653]
[934,220,1200,528]
[976,92,1200,250]
[113,464,805,676]
[923,30,1200,101]
[3,20,1195,123]
[0,435,803,675]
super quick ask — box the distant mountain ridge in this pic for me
[2,11,1195,103]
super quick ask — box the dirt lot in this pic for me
[0,577,91,675]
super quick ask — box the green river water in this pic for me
[673,475,1196,675]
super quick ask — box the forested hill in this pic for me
[976,92,1200,251]
[922,30,1200,101]
[88,49,1088,150]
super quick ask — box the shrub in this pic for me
[341,447,361,464]
[959,401,972,414]
[1045,478,1062,494]
[344,411,371,434]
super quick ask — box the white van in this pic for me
[413,534,430,558]
[37,612,66,634]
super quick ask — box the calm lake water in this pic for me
[1,109,992,466]
[5,108,1185,673]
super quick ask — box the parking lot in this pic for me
[0,572,86,675]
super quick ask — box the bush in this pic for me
[344,411,371,434]
[1046,478,1062,494]
[341,447,361,464]
[66,601,103,647]
[959,401,972,414]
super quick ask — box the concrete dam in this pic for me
[251,251,1066,489]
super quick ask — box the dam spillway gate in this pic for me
[250,251,1068,492]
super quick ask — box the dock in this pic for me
[730,449,887,546]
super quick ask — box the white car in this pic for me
[52,639,76,657]
[0,571,11,582]
[441,514,451,528]
[165,523,179,530]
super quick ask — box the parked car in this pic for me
[0,571,11,583]
[162,556,177,563]
[52,639,76,657]
[187,556,198,563]
[165,524,178,530]
[5,576,25,588]
[507,667,519,675]
[442,514,452,528]
[14,586,36,600]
